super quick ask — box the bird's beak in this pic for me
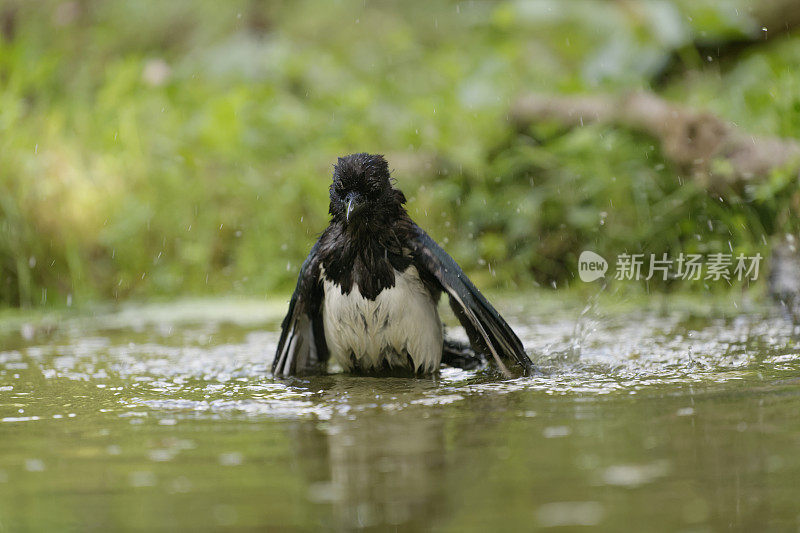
[345,193,362,223]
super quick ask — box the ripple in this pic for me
[3,301,799,421]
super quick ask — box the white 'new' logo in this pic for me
[578,251,608,282]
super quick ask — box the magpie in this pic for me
[272,153,534,377]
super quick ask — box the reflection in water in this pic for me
[287,381,448,529]
[292,414,446,529]
[282,379,538,530]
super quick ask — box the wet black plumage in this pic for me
[272,153,533,377]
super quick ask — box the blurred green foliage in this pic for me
[0,0,798,307]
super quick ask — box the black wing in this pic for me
[410,227,534,376]
[272,241,328,377]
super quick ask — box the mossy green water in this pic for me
[1,297,799,530]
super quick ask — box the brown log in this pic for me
[511,91,800,189]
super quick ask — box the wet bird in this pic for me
[272,153,533,377]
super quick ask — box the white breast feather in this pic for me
[321,266,443,373]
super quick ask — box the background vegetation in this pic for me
[1,0,798,307]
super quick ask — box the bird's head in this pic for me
[329,153,406,227]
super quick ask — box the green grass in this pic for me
[0,0,797,307]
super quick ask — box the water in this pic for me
[1,296,800,531]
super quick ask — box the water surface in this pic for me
[1,296,799,531]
